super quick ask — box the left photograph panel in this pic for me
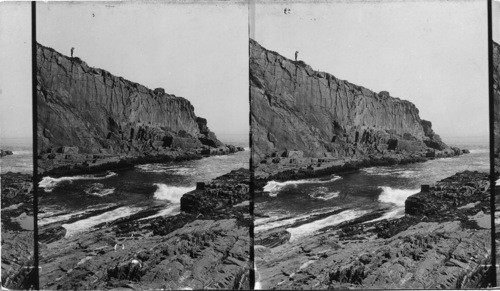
[36,2,250,290]
[0,2,36,290]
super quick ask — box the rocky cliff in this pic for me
[494,41,500,171]
[250,39,452,167]
[37,43,237,175]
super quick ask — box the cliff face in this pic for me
[37,43,223,158]
[250,39,447,165]
[494,41,500,171]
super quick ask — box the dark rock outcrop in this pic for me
[1,173,36,290]
[406,171,489,216]
[250,39,459,170]
[0,150,14,157]
[181,168,250,214]
[37,43,238,175]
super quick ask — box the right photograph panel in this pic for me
[251,1,492,289]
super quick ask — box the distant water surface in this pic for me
[0,137,33,174]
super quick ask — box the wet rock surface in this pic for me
[37,43,241,176]
[1,172,36,289]
[38,169,251,290]
[255,171,493,289]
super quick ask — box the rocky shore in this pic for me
[254,147,466,188]
[255,171,493,289]
[1,172,36,289]
[38,168,251,290]
[38,143,244,177]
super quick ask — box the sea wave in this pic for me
[263,175,342,196]
[62,206,142,238]
[286,209,368,242]
[39,171,117,192]
[378,186,419,207]
[153,183,195,203]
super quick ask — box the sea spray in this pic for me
[153,183,196,203]
[377,186,419,207]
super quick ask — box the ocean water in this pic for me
[255,137,490,238]
[38,135,249,237]
[0,137,33,174]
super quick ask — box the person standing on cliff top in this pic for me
[295,51,298,61]
[71,47,74,57]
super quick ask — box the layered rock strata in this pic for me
[1,173,36,289]
[250,39,463,176]
[37,43,242,176]
[38,169,251,290]
[255,171,493,289]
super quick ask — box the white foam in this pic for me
[153,183,195,203]
[309,187,339,200]
[378,186,419,207]
[286,209,368,242]
[39,172,117,192]
[263,175,341,196]
[62,206,142,237]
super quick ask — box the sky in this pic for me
[0,2,32,139]
[37,1,249,137]
[252,0,489,141]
